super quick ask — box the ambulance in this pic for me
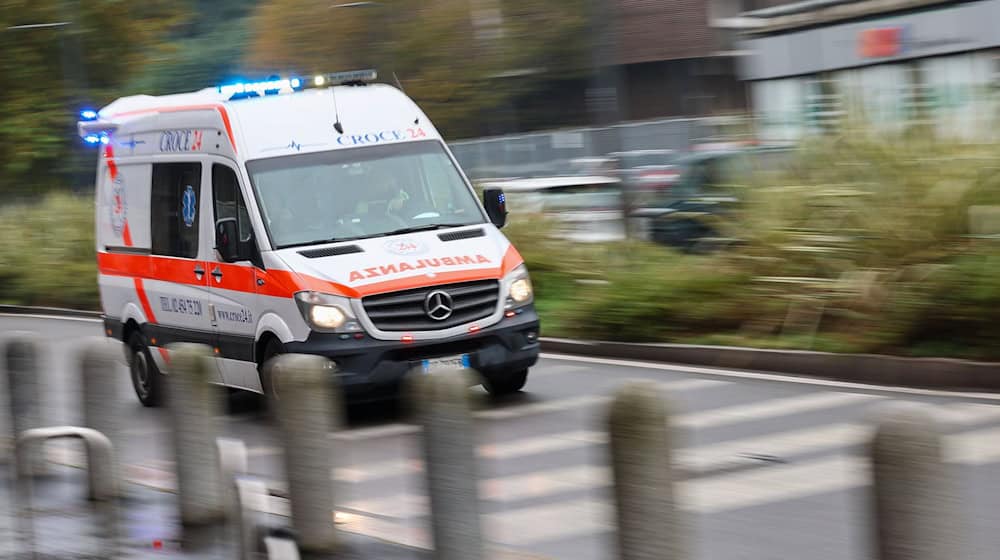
[79,70,539,406]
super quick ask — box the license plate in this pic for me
[421,354,470,374]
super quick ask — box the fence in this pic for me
[449,115,754,181]
[1,333,965,559]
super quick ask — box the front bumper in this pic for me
[285,307,541,401]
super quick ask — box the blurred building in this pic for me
[731,0,1000,141]
[502,0,759,133]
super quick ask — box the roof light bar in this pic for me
[218,77,304,100]
[312,69,377,86]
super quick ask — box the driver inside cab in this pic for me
[355,173,410,218]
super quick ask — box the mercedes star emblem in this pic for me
[424,290,454,321]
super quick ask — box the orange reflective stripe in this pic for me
[134,277,157,324]
[500,245,524,275]
[98,247,520,301]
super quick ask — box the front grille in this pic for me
[362,280,499,331]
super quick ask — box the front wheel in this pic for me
[128,331,164,407]
[258,337,285,403]
[483,369,529,396]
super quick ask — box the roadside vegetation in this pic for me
[5,131,1000,359]
[504,130,1000,360]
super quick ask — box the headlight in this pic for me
[504,264,534,308]
[510,277,533,303]
[295,291,361,333]
[310,304,346,329]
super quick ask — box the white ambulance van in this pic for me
[79,71,539,406]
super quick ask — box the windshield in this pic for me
[247,140,484,249]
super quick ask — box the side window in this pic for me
[151,162,201,258]
[212,164,252,243]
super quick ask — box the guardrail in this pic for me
[1,331,970,559]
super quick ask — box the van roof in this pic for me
[82,83,440,160]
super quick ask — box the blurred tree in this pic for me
[126,0,257,94]
[246,0,590,138]
[0,0,183,197]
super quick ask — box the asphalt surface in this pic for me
[4,314,1000,559]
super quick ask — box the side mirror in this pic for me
[215,218,242,262]
[483,188,507,228]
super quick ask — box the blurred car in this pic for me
[608,149,681,199]
[633,144,792,252]
[479,175,626,243]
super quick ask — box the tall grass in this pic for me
[0,193,98,309]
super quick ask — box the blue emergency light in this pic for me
[217,70,377,100]
[82,132,109,146]
[79,109,98,121]
[218,77,304,100]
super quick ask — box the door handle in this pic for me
[194,265,205,280]
[211,266,223,282]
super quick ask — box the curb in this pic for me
[3,305,997,392]
[0,304,102,319]
[540,338,1000,392]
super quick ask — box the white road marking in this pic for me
[945,426,1000,465]
[477,378,725,420]
[678,391,881,430]
[684,455,866,514]
[484,498,613,547]
[479,430,607,460]
[481,465,609,502]
[540,352,1000,401]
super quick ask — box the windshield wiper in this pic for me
[278,224,472,249]
[381,223,471,236]
[279,235,367,250]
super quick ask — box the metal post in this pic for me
[608,381,687,560]
[80,338,126,498]
[870,402,962,560]
[167,343,225,526]
[411,369,484,560]
[3,333,46,476]
[235,477,271,560]
[15,426,119,557]
[270,354,340,554]
[217,437,248,522]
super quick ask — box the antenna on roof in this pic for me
[393,71,405,93]
[331,87,344,134]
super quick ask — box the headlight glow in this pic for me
[310,305,346,329]
[510,277,533,303]
[295,291,357,332]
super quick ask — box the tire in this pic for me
[258,337,285,402]
[484,369,528,396]
[128,331,164,407]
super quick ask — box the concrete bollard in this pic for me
[4,333,46,475]
[608,381,687,560]
[870,402,962,560]
[80,337,126,497]
[410,369,484,560]
[270,354,340,554]
[167,343,225,526]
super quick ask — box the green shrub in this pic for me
[0,193,98,309]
